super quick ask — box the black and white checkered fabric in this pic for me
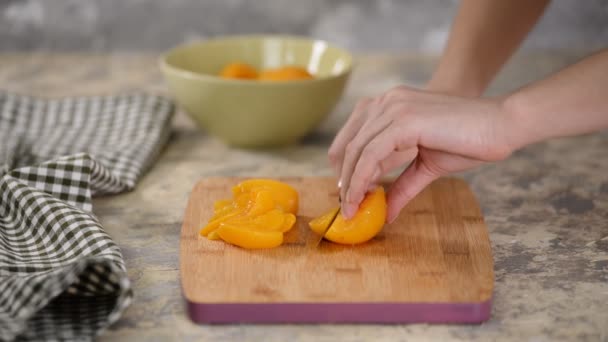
[0,92,174,341]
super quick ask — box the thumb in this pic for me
[386,158,439,223]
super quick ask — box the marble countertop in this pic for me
[1,53,606,341]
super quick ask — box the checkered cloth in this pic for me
[0,92,174,341]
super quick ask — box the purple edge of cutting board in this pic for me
[184,298,492,324]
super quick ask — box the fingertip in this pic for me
[385,189,412,225]
[347,206,357,219]
[341,206,350,219]
[342,202,355,219]
[385,203,398,224]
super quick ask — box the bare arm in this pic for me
[427,0,551,97]
[506,48,608,149]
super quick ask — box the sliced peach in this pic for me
[213,199,233,212]
[210,199,237,220]
[279,213,296,233]
[222,209,286,231]
[246,190,275,217]
[308,206,340,235]
[207,230,222,240]
[200,209,244,237]
[310,186,387,245]
[258,66,313,81]
[201,179,299,248]
[232,179,299,214]
[219,62,258,79]
[216,224,283,249]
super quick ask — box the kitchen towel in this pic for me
[0,92,174,341]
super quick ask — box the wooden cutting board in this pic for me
[180,177,494,324]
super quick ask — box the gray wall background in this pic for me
[1,0,607,54]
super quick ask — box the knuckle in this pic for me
[355,97,372,110]
[395,85,410,92]
[327,149,338,163]
[361,141,380,161]
[387,85,409,98]
[328,146,345,164]
[346,138,370,162]
[379,85,412,108]
[328,138,342,157]
[376,93,389,105]
[378,92,394,107]
[374,93,386,103]
[419,158,445,178]
[345,141,359,155]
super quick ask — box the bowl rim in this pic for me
[159,34,354,85]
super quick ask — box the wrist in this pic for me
[426,74,486,98]
[426,82,484,98]
[500,90,537,152]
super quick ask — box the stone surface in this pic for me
[1,0,608,53]
[0,53,607,341]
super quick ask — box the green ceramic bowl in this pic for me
[160,35,353,147]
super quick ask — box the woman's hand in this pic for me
[329,85,514,223]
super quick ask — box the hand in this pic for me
[329,85,513,223]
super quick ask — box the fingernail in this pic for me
[342,206,351,219]
[337,179,342,188]
[346,190,362,208]
[342,204,354,219]
[388,214,396,224]
[346,188,354,203]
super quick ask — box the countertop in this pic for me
[1,53,606,341]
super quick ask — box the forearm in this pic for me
[504,49,608,149]
[427,0,550,97]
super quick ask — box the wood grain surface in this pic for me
[180,177,494,306]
